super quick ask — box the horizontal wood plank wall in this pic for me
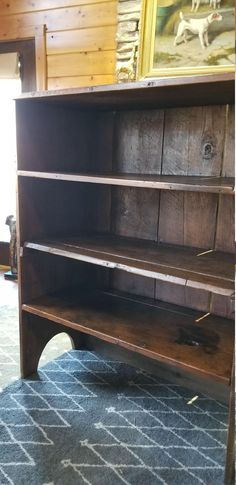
[0,0,117,89]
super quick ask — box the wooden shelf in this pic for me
[24,234,234,296]
[18,171,235,194]
[16,73,234,109]
[22,288,234,384]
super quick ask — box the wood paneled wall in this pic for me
[0,0,117,90]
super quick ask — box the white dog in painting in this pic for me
[210,0,222,9]
[192,0,221,12]
[174,11,222,49]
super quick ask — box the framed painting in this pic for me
[137,0,235,78]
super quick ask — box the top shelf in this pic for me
[16,73,234,110]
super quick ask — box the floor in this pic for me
[0,267,71,391]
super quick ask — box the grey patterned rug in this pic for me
[0,349,228,485]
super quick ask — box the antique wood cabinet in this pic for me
[16,74,235,482]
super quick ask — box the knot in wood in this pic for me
[202,140,215,160]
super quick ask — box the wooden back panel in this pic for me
[111,104,235,319]
[16,102,114,173]
[18,178,111,243]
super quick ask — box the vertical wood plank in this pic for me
[114,110,165,174]
[211,105,235,318]
[111,270,155,299]
[112,187,159,241]
[210,294,234,320]
[215,196,235,253]
[111,109,165,299]
[222,105,235,177]
[156,282,210,312]
[161,105,226,176]
[156,105,227,313]
[34,25,47,90]
[158,191,218,248]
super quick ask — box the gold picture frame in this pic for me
[137,0,235,79]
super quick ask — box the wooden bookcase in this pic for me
[16,73,235,482]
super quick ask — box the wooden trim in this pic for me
[16,72,235,108]
[34,25,47,90]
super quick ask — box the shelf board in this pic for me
[22,288,234,384]
[16,73,234,109]
[18,171,235,194]
[24,234,234,296]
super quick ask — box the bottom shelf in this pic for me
[22,288,234,385]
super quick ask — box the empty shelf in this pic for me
[23,288,234,384]
[24,234,234,296]
[18,171,235,194]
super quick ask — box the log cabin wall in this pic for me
[0,0,117,90]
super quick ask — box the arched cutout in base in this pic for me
[20,312,89,378]
[38,332,72,367]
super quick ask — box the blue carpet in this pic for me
[0,350,228,485]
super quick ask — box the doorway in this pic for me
[0,39,36,265]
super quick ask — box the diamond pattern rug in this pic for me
[0,350,228,485]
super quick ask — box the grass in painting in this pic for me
[154,51,182,64]
[205,47,235,65]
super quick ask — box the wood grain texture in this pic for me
[215,195,235,253]
[17,73,235,108]
[35,25,47,90]
[155,282,210,313]
[162,106,226,176]
[22,288,234,384]
[48,50,115,77]
[24,235,235,295]
[113,110,165,174]
[156,104,233,313]
[48,74,115,89]
[158,191,218,248]
[222,105,235,177]
[0,0,117,90]
[110,270,155,300]
[47,25,116,54]
[17,172,235,194]
[0,0,114,16]
[0,2,117,35]
[211,294,234,320]
[112,187,159,241]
